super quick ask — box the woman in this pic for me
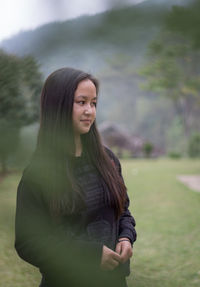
[15,67,136,287]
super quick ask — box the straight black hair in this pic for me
[30,67,126,218]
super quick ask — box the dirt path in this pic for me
[177,175,200,192]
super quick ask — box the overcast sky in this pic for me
[0,0,146,42]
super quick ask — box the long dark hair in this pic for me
[30,67,126,218]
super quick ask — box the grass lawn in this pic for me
[0,159,200,287]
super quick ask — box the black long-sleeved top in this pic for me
[15,148,136,287]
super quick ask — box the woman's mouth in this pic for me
[80,119,91,124]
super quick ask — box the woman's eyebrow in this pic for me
[76,95,97,100]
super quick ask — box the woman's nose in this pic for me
[84,104,92,114]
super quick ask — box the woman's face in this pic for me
[72,79,97,136]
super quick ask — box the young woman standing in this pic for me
[15,67,137,287]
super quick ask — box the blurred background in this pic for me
[0,0,200,167]
[0,0,200,287]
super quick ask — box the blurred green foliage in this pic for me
[0,50,42,173]
[143,142,154,158]
[168,151,182,159]
[166,0,200,48]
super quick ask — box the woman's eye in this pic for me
[76,100,96,106]
[78,101,85,105]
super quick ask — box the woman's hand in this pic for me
[115,238,133,263]
[101,245,121,271]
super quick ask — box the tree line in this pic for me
[0,49,42,174]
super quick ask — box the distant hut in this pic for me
[98,122,141,157]
[98,122,164,158]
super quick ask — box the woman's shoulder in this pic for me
[18,159,43,196]
[18,163,33,186]
[104,146,121,168]
[20,159,39,183]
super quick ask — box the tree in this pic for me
[0,50,42,174]
[140,1,200,146]
[166,1,200,49]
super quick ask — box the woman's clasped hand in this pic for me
[101,238,133,270]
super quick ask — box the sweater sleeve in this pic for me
[118,193,137,245]
[15,169,103,286]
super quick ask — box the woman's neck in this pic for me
[74,134,82,157]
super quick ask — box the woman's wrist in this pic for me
[118,239,130,242]
[118,237,130,242]
[118,237,133,246]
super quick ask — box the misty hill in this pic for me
[0,0,190,75]
[0,0,193,152]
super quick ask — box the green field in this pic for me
[0,159,200,287]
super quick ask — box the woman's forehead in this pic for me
[75,79,97,96]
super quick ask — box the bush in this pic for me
[188,133,200,158]
[143,142,154,158]
[168,151,182,159]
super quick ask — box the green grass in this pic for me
[0,159,200,287]
[125,159,200,287]
[0,172,41,287]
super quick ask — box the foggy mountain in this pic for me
[0,0,190,76]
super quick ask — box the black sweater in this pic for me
[15,148,136,287]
